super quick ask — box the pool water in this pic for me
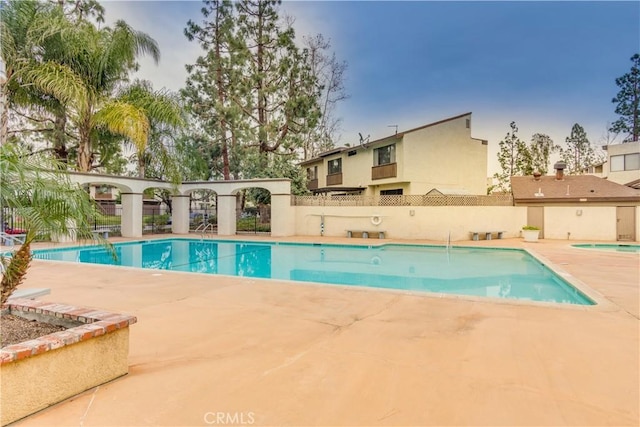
[572,244,640,253]
[32,239,594,305]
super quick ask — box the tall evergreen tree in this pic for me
[561,123,604,174]
[610,53,639,142]
[526,133,559,175]
[234,0,320,164]
[493,121,528,192]
[183,0,238,180]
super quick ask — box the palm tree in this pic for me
[49,19,161,172]
[0,1,63,146]
[114,80,185,178]
[2,1,161,171]
[0,142,107,304]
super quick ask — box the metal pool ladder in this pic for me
[195,222,215,239]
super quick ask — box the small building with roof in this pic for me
[511,162,640,241]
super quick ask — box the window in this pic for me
[347,150,357,157]
[306,166,318,180]
[627,153,640,170]
[380,189,403,195]
[611,153,640,171]
[374,144,396,166]
[327,158,342,174]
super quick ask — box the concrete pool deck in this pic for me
[7,236,640,426]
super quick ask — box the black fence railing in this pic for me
[2,206,125,241]
[236,206,270,234]
[2,203,274,240]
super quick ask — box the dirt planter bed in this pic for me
[0,298,136,426]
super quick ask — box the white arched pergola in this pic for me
[68,172,294,238]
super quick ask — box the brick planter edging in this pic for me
[1,298,137,365]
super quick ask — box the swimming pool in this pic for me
[32,239,594,305]
[572,243,640,253]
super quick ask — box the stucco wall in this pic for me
[294,205,640,242]
[544,206,618,240]
[294,206,527,241]
[402,115,488,195]
[1,328,130,425]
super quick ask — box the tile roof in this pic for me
[511,174,640,203]
[625,178,640,190]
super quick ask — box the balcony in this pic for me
[371,163,397,180]
[326,173,343,186]
[306,178,319,191]
[94,191,114,200]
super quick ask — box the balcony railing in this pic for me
[372,163,397,180]
[326,173,343,186]
[306,178,319,191]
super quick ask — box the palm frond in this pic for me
[118,82,185,128]
[93,101,150,153]
[21,61,89,106]
[111,20,160,64]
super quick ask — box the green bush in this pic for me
[236,217,270,232]
[144,214,170,226]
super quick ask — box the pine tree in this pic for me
[183,0,239,180]
[610,53,640,142]
[234,0,320,166]
[561,123,604,174]
[526,133,559,175]
[492,121,529,192]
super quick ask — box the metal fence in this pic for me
[2,202,270,240]
[2,206,126,240]
[292,194,514,207]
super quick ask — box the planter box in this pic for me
[0,299,136,426]
[522,229,540,242]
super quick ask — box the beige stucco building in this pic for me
[299,112,488,196]
[586,142,640,187]
[511,163,640,241]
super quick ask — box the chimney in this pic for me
[554,162,566,181]
[533,171,542,181]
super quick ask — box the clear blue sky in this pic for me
[102,0,640,174]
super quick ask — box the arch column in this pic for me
[270,194,294,237]
[121,193,143,238]
[217,194,237,236]
[171,195,190,234]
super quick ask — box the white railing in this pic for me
[0,231,26,246]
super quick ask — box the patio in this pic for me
[8,237,640,426]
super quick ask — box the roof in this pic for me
[511,174,640,203]
[625,178,640,190]
[310,186,365,194]
[298,112,473,166]
[425,188,472,196]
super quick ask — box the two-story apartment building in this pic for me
[300,112,488,196]
[584,142,640,187]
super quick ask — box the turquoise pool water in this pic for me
[32,239,594,305]
[572,244,640,253]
